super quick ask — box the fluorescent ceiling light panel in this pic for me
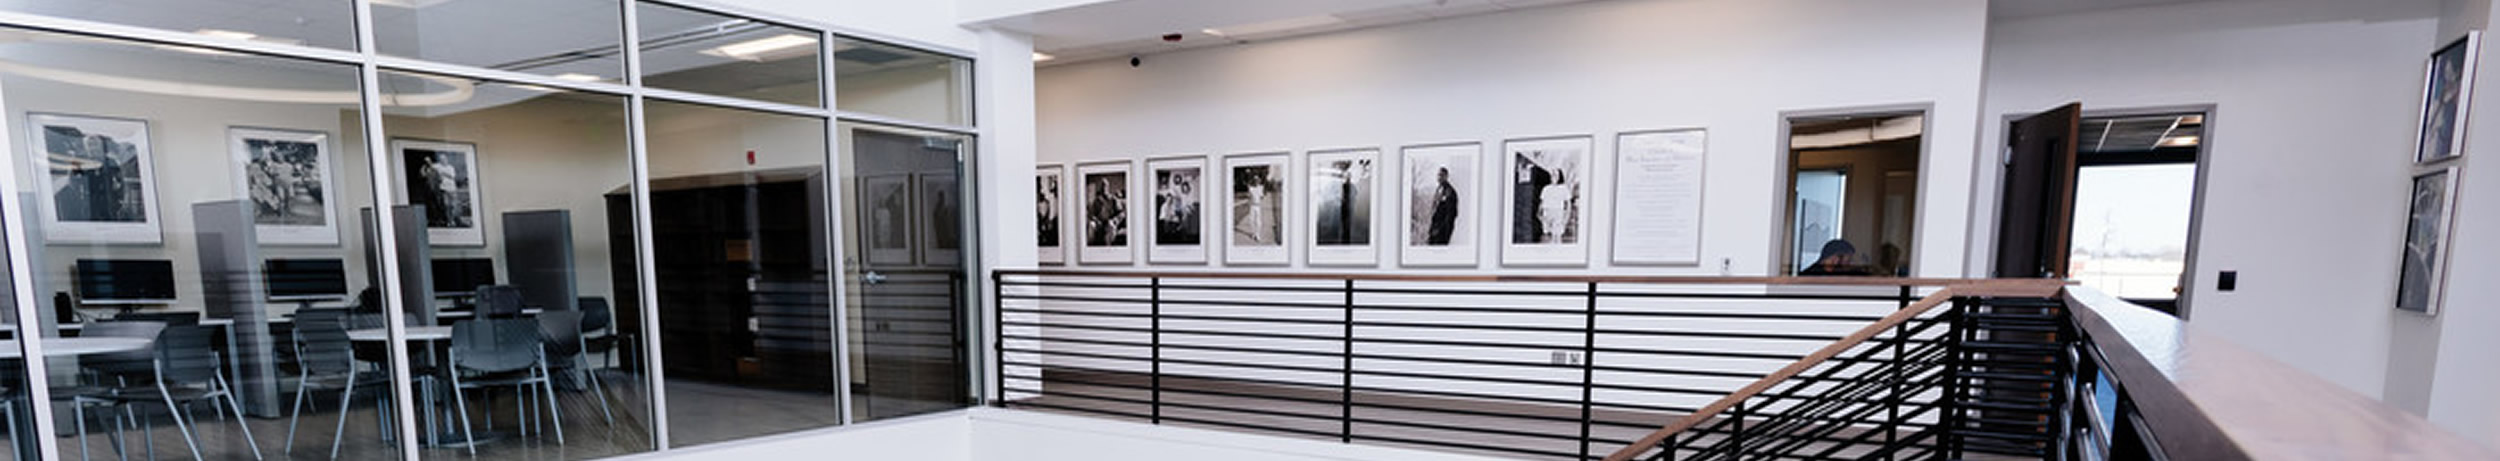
[553,73,602,82]
[1032,52,1055,62]
[194,29,256,40]
[704,33,817,61]
[1204,15,1345,37]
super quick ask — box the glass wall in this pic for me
[377,71,651,459]
[0,1,976,459]
[0,26,400,460]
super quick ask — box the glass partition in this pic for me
[0,0,357,51]
[376,70,650,459]
[372,0,627,82]
[0,27,398,459]
[838,122,972,422]
[635,2,822,108]
[831,37,969,127]
[644,99,834,447]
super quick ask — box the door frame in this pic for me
[1988,104,2217,318]
[1770,103,1935,277]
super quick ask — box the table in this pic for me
[347,326,452,342]
[345,325,500,447]
[0,337,152,359]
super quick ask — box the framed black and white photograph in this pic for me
[1037,165,1067,265]
[1147,155,1210,264]
[862,174,915,265]
[392,138,486,246]
[919,172,961,266]
[1611,128,1708,265]
[28,113,161,244]
[1307,148,1379,266]
[1224,152,1290,265]
[1501,136,1593,266]
[1401,143,1480,267]
[2397,167,2460,314]
[2417,31,2479,164]
[1078,161,1135,264]
[232,127,340,246]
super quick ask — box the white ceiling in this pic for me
[982,0,1599,67]
[1988,0,2216,19]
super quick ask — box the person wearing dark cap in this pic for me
[1801,239,1868,276]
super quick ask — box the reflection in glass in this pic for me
[379,71,651,459]
[636,2,822,107]
[0,0,357,51]
[0,27,396,459]
[840,123,972,422]
[831,37,970,127]
[644,100,834,447]
[371,0,626,82]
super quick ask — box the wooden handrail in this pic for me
[995,268,2006,287]
[1600,279,2064,461]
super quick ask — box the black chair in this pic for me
[578,297,624,370]
[94,324,260,461]
[68,321,163,461]
[475,286,526,319]
[444,318,561,455]
[287,309,395,459]
[537,310,613,425]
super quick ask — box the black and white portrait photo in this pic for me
[1037,166,1066,264]
[392,139,485,246]
[863,174,914,265]
[1148,156,1210,264]
[921,173,961,265]
[233,127,340,245]
[2418,33,2478,163]
[1308,149,1378,265]
[2398,168,2458,313]
[1402,144,1478,267]
[1225,153,1289,265]
[1077,161,1135,264]
[29,113,161,243]
[1502,136,1593,266]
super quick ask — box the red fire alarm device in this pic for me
[746,150,756,165]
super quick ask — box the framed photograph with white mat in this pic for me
[391,138,487,246]
[1223,152,1291,265]
[1400,142,1481,268]
[2396,167,2460,314]
[861,173,916,265]
[1147,155,1211,264]
[2416,31,2479,164]
[1611,128,1707,265]
[1501,135,1593,266]
[28,112,162,244]
[232,127,342,246]
[917,172,962,266]
[1306,148,1380,266]
[1036,165,1068,265]
[1077,160,1136,265]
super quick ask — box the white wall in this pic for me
[2425,0,2500,449]
[1033,0,1991,278]
[1978,0,2442,400]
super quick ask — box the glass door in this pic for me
[839,123,973,422]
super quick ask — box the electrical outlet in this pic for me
[1551,351,1585,366]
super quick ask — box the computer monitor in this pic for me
[74,259,177,305]
[431,258,497,297]
[264,258,349,301]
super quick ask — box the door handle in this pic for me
[864,272,888,284]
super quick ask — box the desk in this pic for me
[0,337,152,358]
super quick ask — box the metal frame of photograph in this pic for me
[1077,160,1137,265]
[1146,154,1211,264]
[918,172,962,266]
[230,126,341,246]
[26,112,162,245]
[389,138,487,247]
[2397,166,2462,315]
[1611,128,1708,265]
[1399,142,1482,268]
[2416,31,2480,164]
[1500,135,1595,266]
[862,173,917,265]
[1037,164,1068,265]
[1306,148,1380,266]
[1223,152,1292,266]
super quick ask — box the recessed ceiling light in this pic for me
[1032,52,1055,62]
[703,34,817,61]
[194,29,257,41]
[1200,28,1226,37]
[552,73,601,82]
[153,44,238,56]
[2159,136,2200,147]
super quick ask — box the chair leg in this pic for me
[217,376,262,460]
[331,370,357,460]
[159,387,205,461]
[584,355,615,426]
[74,402,88,461]
[449,374,476,456]
[542,367,564,444]
[286,375,310,454]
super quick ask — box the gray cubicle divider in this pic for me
[394,205,437,326]
[504,210,576,311]
[194,200,280,416]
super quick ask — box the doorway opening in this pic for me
[1781,111,1927,276]
[2068,111,2204,314]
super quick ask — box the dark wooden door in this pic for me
[1995,104,2083,278]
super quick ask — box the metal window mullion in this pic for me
[821,25,856,426]
[832,111,978,137]
[640,86,833,119]
[0,50,63,461]
[350,0,427,457]
[620,0,673,450]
